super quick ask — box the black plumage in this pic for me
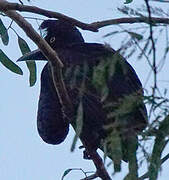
[18,20,148,166]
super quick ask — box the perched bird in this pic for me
[18,20,148,170]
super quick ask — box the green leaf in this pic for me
[70,134,78,152]
[61,169,72,180]
[75,100,84,136]
[18,36,37,86]
[0,18,9,45]
[103,31,120,38]
[0,49,23,75]
[104,130,122,172]
[92,56,116,101]
[128,32,143,40]
[70,101,83,152]
[18,36,30,54]
[124,0,133,4]
[26,61,36,86]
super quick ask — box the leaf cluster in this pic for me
[0,18,36,86]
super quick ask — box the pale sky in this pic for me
[0,0,169,180]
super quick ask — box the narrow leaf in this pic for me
[128,32,143,40]
[18,36,37,86]
[103,31,120,38]
[26,61,36,86]
[0,49,23,75]
[61,169,72,180]
[70,134,78,152]
[75,101,84,137]
[70,101,83,152]
[0,18,9,45]
[124,0,133,4]
[18,36,30,54]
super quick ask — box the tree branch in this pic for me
[0,0,98,32]
[92,17,169,29]
[80,173,98,180]
[148,115,169,180]
[139,152,169,180]
[0,1,169,32]
[87,151,111,180]
[139,115,169,180]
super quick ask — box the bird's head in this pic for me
[40,20,84,48]
[17,19,84,62]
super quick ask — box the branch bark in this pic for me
[0,1,169,32]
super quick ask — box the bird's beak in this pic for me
[17,49,46,62]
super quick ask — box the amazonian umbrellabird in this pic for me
[18,19,148,170]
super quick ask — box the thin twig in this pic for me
[144,0,157,96]
[150,0,169,3]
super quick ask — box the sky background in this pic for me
[0,0,169,180]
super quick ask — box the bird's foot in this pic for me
[78,145,92,160]
[83,150,92,160]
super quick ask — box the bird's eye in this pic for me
[50,37,56,43]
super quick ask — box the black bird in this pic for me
[18,20,148,170]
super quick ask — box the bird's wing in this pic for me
[58,42,148,133]
[60,43,147,165]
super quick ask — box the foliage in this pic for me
[0,49,23,75]
[0,18,36,86]
[104,4,169,180]
[18,36,37,86]
[1,1,169,180]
